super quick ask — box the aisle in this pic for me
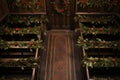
[44,30,76,80]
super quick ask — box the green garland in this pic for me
[91,77,120,80]
[0,39,44,49]
[0,77,30,80]
[1,26,41,35]
[81,57,120,68]
[76,23,120,35]
[77,0,118,8]
[74,15,116,23]
[0,57,39,68]
[75,14,120,49]
[0,15,48,35]
[11,0,44,11]
[7,15,48,25]
[0,40,9,49]
[77,37,119,49]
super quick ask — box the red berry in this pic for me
[5,28,10,32]
[28,42,33,46]
[15,28,20,31]
[80,0,87,4]
[90,59,95,63]
[112,58,116,62]
[98,28,103,31]
[14,42,18,46]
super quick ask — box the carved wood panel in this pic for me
[0,0,9,19]
[46,0,75,30]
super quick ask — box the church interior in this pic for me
[0,0,120,80]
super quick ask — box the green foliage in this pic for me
[0,15,48,35]
[75,14,120,49]
[12,0,44,11]
[0,14,47,49]
[77,37,119,49]
[0,57,40,68]
[81,57,120,68]
[76,23,120,35]
[0,77,30,80]
[77,0,118,9]
[3,26,41,35]
[92,77,120,80]
[7,15,48,26]
[0,39,44,49]
[74,15,116,23]
[0,39,9,49]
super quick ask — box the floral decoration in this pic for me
[7,15,48,26]
[0,77,30,80]
[75,14,120,49]
[11,0,44,12]
[76,23,120,35]
[91,77,120,80]
[0,15,47,50]
[75,14,120,78]
[0,39,44,49]
[3,26,41,35]
[74,15,120,35]
[77,0,118,9]
[0,57,39,68]
[81,56,120,68]
[52,0,70,14]
[9,39,44,49]
[77,37,119,49]
[0,15,48,35]
[74,15,116,24]
[0,39,9,49]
